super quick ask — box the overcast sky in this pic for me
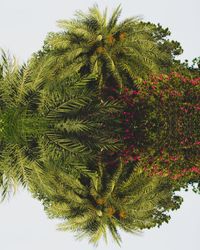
[0,0,200,63]
[0,0,200,250]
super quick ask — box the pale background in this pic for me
[0,0,200,249]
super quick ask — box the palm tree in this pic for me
[31,157,182,245]
[33,5,163,93]
[0,50,50,200]
[37,71,123,168]
[0,50,123,199]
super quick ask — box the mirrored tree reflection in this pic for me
[31,160,183,245]
[0,51,122,198]
[0,5,200,246]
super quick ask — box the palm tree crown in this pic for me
[40,5,163,92]
[32,157,182,245]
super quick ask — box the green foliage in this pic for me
[0,4,199,247]
[138,22,183,70]
[0,50,123,200]
[31,5,173,92]
[32,157,182,245]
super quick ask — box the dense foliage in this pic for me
[0,5,199,246]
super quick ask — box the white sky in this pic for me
[0,188,200,250]
[0,0,200,249]
[0,0,199,63]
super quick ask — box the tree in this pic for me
[0,50,123,198]
[30,155,182,246]
[0,50,49,200]
[116,72,200,191]
[138,22,183,72]
[0,5,199,247]
[31,5,168,92]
